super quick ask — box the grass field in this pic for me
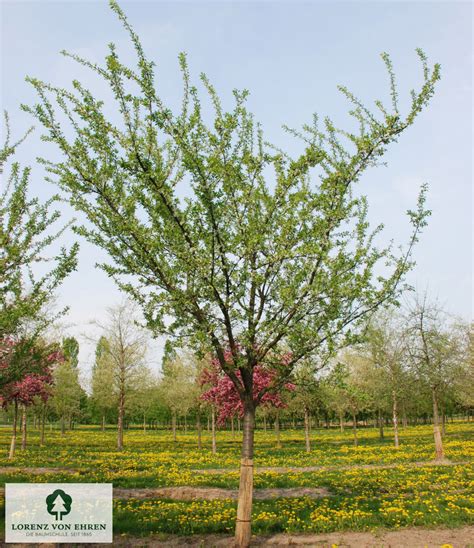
[1,422,473,540]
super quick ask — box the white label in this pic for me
[5,483,113,543]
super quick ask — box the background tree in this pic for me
[0,340,59,458]
[25,2,440,541]
[290,361,324,452]
[405,294,464,460]
[90,336,116,430]
[363,311,408,447]
[159,351,197,442]
[61,336,79,369]
[97,301,149,450]
[50,354,83,434]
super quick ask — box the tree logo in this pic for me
[45,489,72,521]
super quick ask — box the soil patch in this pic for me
[113,486,331,500]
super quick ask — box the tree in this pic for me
[1,340,58,458]
[62,337,79,369]
[50,356,83,434]
[25,3,440,542]
[0,113,78,380]
[363,311,408,447]
[405,294,464,460]
[160,350,198,443]
[90,336,115,430]
[96,302,148,450]
[290,361,324,452]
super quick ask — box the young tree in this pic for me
[290,361,323,452]
[90,336,115,430]
[50,356,83,434]
[97,302,148,450]
[363,311,408,447]
[405,294,463,460]
[159,351,197,442]
[25,3,440,542]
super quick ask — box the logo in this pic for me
[46,489,72,521]
[5,483,113,543]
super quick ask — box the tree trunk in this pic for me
[60,416,65,436]
[234,401,255,547]
[40,406,46,446]
[8,400,18,460]
[184,413,187,433]
[304,406,311,452]
[378,409,384,440]
[339,412,344,432]
[352,412,358,446]
[117,390,125,451]
[275,411,281,448]
[143,412,146,432]
[432,387,444,460]
[211,408,217,454]
[197,411,202,450]
[21,405,27,450]
[102,414,106,432]
[263,415,267,431]
[392,390,399,448]
[231,416,235,438]
[172,410,177,442]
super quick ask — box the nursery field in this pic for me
[0,422,473,543]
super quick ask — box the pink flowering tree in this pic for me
[201,351,295,426]
[1,339,61,458]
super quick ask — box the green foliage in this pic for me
[50,359,83,424]
[62,336,79,368]
[23,1,440,399]
[0,112,78,340]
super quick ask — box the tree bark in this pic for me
[117,390,125,450]
[392,390,399,448]
[339,412,344,432]
[352,412,358,446]
[21,405,27,450]
[378,409,384,440]
[60,416,65,436]
[263,415,267,431]
[40,406,46,446]
[274,411,281,448]
[197,410,202,450]
[102,414,106,432]
[234,400,255,547]
[304,406,311,452]
[211,407,217,454]
[172,410,177,442]
[8,400,18,460]
[432,387,444,460]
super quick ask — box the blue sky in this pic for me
[1,0,472,377]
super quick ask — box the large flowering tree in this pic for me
[25,2,440,543]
